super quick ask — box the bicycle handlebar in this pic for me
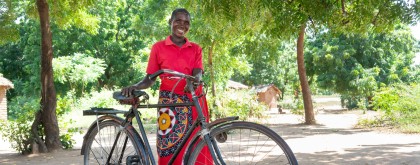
[149,69,197,82]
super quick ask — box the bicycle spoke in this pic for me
[187,122,297,165]
[84,120,145,165]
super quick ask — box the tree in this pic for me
[306,25,418,108]
[0,0,19,44]
[194,0,418,124]
[1,0,100,153]
[230,36,299,99]
[34,0,61,152]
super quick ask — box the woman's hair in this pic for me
[169,8,190,25]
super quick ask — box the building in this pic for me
[227,80,248,90]
[0,76,14,120]
[254,84,281,109]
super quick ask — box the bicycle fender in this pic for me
[80,115,124,155]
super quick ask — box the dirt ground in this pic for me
[1,96,419,165]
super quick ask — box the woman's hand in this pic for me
[121,85,138,97]
[121,74,156,97]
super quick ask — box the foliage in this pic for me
[357,114,395,128]
[0,96,38,153]
[369,83,420,133]
[53,53,106,95]
[0,120,32,154]
[77,89,120,109]
[372,84,419,114]
[209,89,267,121]
[0,19,43,100]
[80,0,149,87]
[0,92,83,153]
[230,36,299,98]
[306,26,417,108]
[7,95,39,120]
[0,0,19,44]
[55,91,82,149]
[191,0,419,125]
[279,95,305,115]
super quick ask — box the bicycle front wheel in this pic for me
[83,120,147,165]
[188,121,298,165]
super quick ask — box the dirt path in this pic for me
[1,100,419,165]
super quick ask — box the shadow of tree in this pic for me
[295,143,420,165]
[265,123,372,139]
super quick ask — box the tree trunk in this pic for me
[31,110,48,154]
[296,23,316,125]
[36,0,62,152]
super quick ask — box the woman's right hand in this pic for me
[121,85,138,97]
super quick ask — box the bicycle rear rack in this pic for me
[83,107,127,116]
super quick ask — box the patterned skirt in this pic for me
[156,80,211,164]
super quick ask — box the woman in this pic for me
[122,8,211,165]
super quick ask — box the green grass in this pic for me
[398,110,420,133]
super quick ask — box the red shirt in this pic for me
[146,36,203,92]
[146,36,203,76]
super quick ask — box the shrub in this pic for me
[209,90,267,121]
[0,120,32,154]
[0,91,83,153]
[370,83,420,133]
[0,96,38,153]
[77,89,120,109]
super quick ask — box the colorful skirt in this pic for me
[157,79,211,164]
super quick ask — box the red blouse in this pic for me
[146,36,203,76]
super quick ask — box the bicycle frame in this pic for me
[82,69,298,165]
[106,69,228,165]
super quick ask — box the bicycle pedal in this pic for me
[126,155,140,165]
[215,132,228,143]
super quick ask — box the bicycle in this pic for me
[80,69,298,165]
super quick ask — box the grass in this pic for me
[398,110,420,133]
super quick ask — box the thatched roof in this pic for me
[254,84,281,94]
[0,77,14,89]
[227,80,248,89]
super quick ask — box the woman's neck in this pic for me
[170,35,186,47]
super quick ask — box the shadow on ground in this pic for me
[295,143,420,165]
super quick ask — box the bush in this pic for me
[0,96,38,153]
[209,90,267,121]
[0,91,83,153]
[340,95,366,110]
[0,120,32,154]
[370,83,420,133]
[76,89,120,109]
[279,96,303,115]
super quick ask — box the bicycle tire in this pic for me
[83,120,147,165]
[187,121,298,165]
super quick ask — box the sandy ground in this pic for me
[1,97,419,165]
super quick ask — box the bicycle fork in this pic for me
[201,128,226,165]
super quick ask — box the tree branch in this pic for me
[308,16,317,36]
[341,0,347,16]
[372,8,381,25]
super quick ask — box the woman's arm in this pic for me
[121,74,156,97]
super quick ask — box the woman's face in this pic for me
[170,12,190,38]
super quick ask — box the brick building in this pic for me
[0,76,14,120]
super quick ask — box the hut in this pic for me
[254,84,281,109]
[0,76,14,120]
[227,80,248,90]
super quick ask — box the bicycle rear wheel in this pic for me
[188,121,298,165]
[83,120,147,165]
